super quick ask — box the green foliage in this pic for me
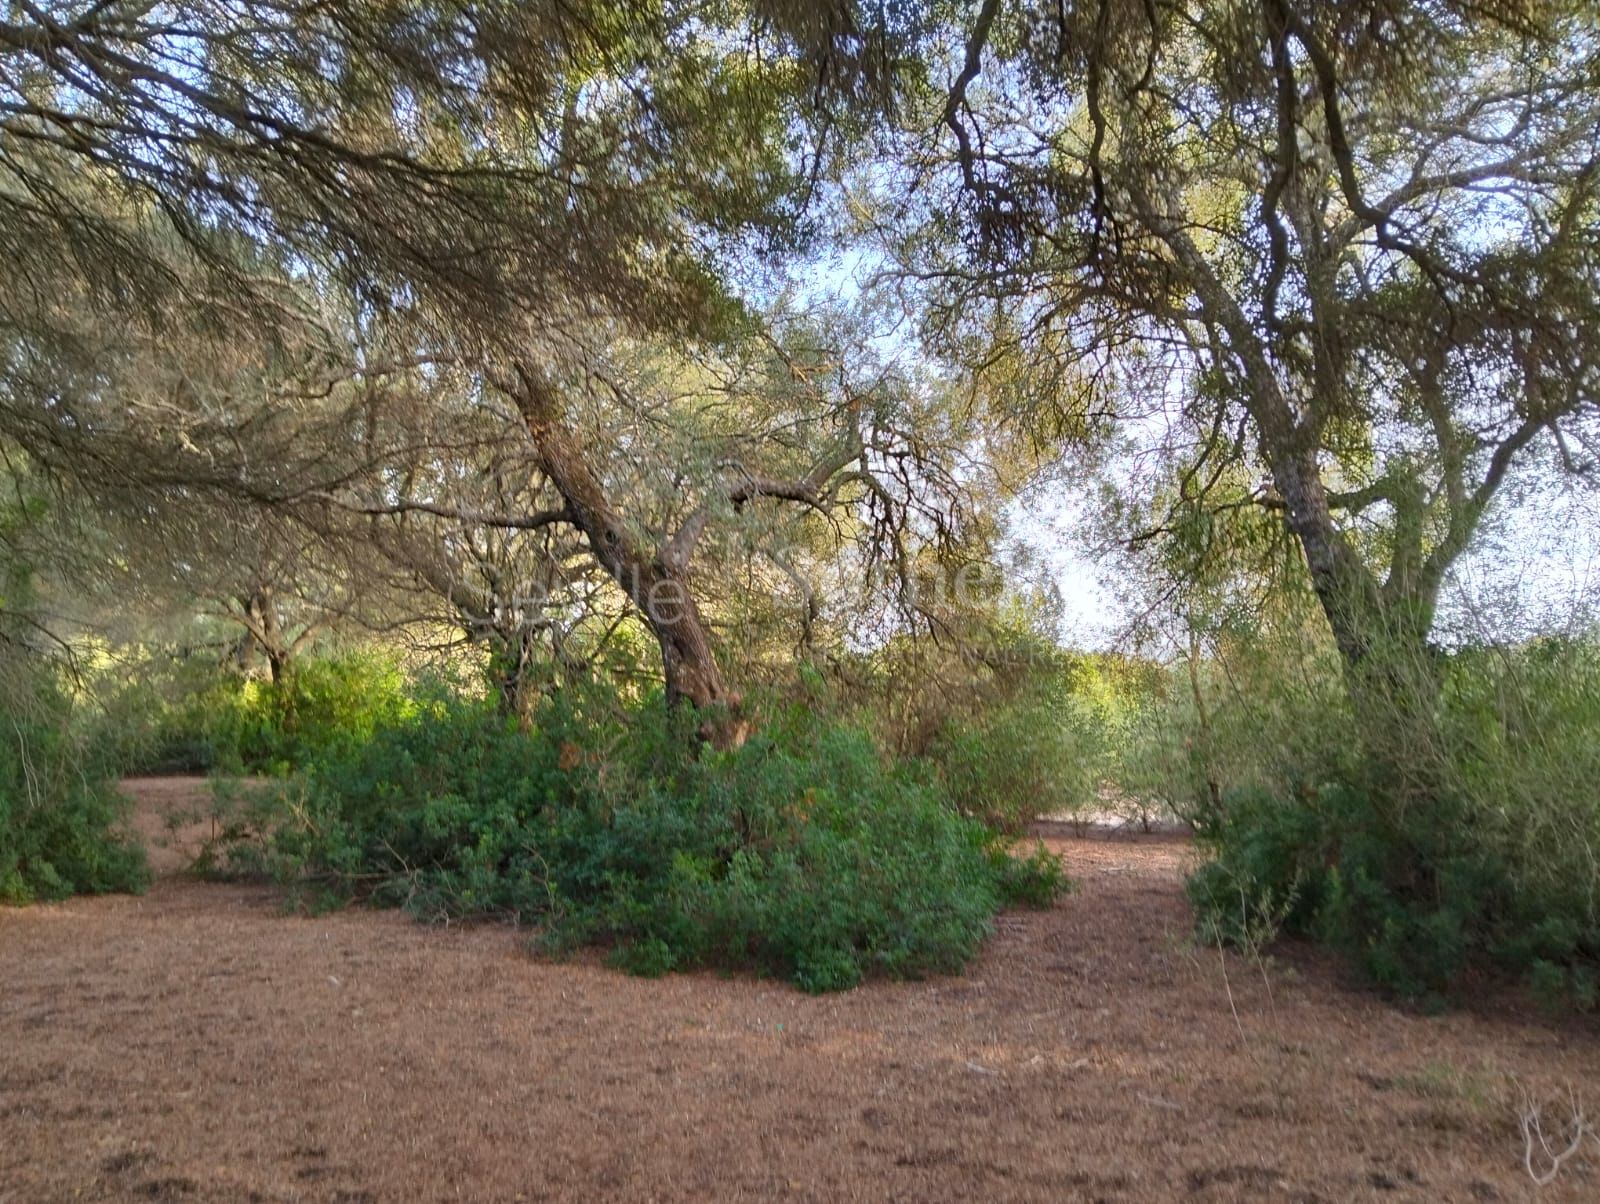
[0,673,147,904]
[223,691,1066,991]
[991,839,1072,908]
[1118,630,1356,824]
[1187,635,1600,1008]
[214,653,416,774]
[846,629,1148,834]
[928,682,1109,833]
[0,469,147,903]
[101,651,416,775]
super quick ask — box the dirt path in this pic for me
[2,778,1597,1202]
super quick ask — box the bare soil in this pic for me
[2,777,1597,1203]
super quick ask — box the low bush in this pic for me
[1188,636,1600,1009]
[927,687,1110,833]
[224,692,1067,991]
[214,653,416,774]
[102,650,415,775]
[0,675,148,903]
[1190,781,1598,1008]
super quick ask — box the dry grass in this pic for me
[0,780,1596,1202]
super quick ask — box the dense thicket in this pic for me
[204,690,1063,991]
[0,670,147,903]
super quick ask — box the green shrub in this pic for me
[228,692,1067,991]
[928,684,1112,833]
[1116,634,1356,825]
[92,657,233,774]
[217,652,416,773]
[1189,781,1591,1003]
[0,677,147,903]
[1188,636,1600,1007]
[101,650,416,775]
[992,839,1072,908]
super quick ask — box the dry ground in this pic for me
[2,777,1598,1203]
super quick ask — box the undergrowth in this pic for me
[212,691,1068,992]
[0,675,147,903]
[1186,636,1600,1010]
[100,651,415,775]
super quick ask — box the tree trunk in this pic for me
[489,630,543,721]
[1266,446,1445,801]
[510,375,744,743]
[225,628,258,674]
[1267,446,1385,667]
[242,585,292,685]
[1184,629,1222,812]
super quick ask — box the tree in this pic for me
[340,395,630,717]
[888,0,1600,779]
[154,511,357,684]
[1,0,927,731]
[336,322,965,729]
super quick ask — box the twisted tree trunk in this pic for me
[507,373,741,739]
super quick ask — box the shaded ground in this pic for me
[2,778,1597,1202]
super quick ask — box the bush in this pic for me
[1116,634,1356,825]
[1190,781,1598,1006]
[101,650,415,775]
[84,656,218,774]
[928,687,1110,833]
[0,675,148,903]
[214,653,416,773]
[227,691,1067,991]
[1188,636,1600,1008]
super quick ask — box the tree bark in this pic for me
[241,585,293,685]
[507,371,743,739]
[489,630,541,721]
[1265,444,1445,800]
[1184,629,1222,812]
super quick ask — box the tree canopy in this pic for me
[1,0,1595,743]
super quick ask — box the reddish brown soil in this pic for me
[3,778,1598,1203]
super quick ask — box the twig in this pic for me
[1520,1086,1597,1187]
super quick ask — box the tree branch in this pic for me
[661,434,864,572]
[316,493,573,532]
